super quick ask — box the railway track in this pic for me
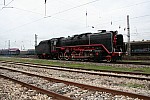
[0,65,149,100]
[0,60,150,97]
[0,60,150,81]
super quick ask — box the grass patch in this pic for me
[121,83,145,89]
[0,56,150,74]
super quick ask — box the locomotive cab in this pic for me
[115,34,124,52]
[110,34,124,61]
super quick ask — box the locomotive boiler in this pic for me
[35,30,124,62]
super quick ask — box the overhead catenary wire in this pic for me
[5,0,14,6]
[0,17,45,34]
[1,0,149,21]
[94,14,150,29]
[13,7,44,15]
[0,0,150,36]
[0,0,14,11]
[106,0,150,14]
[0,0,149,49]
[11,2,150,29]
[1,11,149,37]
[1,0,150,18]
[0,0,101,34]
[49,0,100,16]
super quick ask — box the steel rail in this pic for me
[0,74,73,100]
[0,66,149,100]
[1,60,149,76]
[0,60,150,81]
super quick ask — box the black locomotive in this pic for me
[35,30,125,62]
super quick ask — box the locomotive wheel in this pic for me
[111,58,116,62]
[106,57,112,62]
[71,51,77,59]
[58,52,64,60]
[64,52,70,60]
[107,59,111,62]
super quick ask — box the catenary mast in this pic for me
[127,15,131,56]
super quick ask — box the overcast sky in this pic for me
[0,0,150,50]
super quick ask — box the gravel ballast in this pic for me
[0,61,150,98]
[0,78,53,100]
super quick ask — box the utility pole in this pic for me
[35,34,37,47]
[45,0,47,16]
[8,40,10,49]
[86,10,87,28]
[4,0,5,5]
[127,15,131,56]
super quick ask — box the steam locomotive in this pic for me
[35,30,125,62]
